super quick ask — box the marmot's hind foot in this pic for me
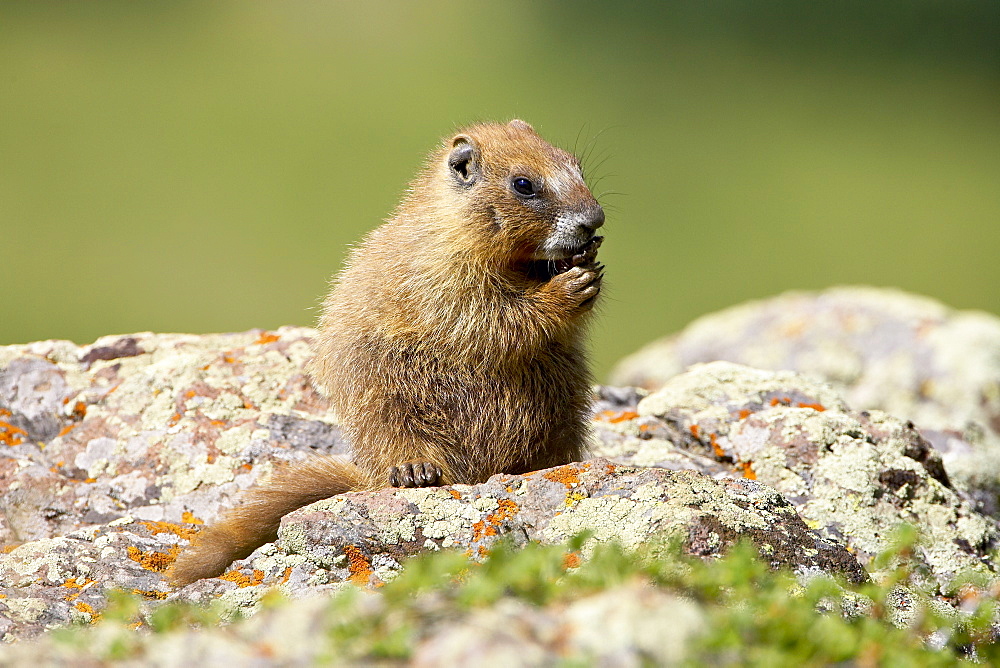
[388,461,443,488]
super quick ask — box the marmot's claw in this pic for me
[571,236,604,267]
[388,461,443,488]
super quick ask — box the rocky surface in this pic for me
[1,293,999,649]
[610,286,1000,517]
[592,362,998,586]
[0,327,864,643]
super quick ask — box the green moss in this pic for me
[14,528,1000,665]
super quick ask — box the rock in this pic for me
[267,458,865,586]
[610,287,1000,516]
[0,329,869,641]
[593,362,999,585]
[0,327,344,548]
[2,321,997,644]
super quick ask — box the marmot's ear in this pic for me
[448,135,479,186]
[507,119,534,133]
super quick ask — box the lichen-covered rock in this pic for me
[593,362,999,586]
[263,458,865,586]
[0,327,346,549]
[2,323,995,645]
[609,287,1000,516]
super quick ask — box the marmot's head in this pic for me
[437,119,604,277]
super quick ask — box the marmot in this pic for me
[168,120,605,586]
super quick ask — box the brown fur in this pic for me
[168,120,604,586]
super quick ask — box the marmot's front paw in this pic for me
[388,461,442,488]
[570,235,603,268]
[553,262,604,310]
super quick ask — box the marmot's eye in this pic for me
[512,177,536,198]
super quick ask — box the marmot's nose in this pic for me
[579,204,605,235]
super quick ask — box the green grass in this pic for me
[29,530,1000,665]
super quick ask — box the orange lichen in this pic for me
[740,461,757,480]
[0,408,11,416]
[2,543,22,554]
[485,499,520,529]
[563,551,582,570]
[797,402,826,412]
[168,412,182,425]
[74,601,95,614]
[770,397,792,407]
[126,545,180,572]
[131,589,168,600]
[477,545,490,558]
[243,400,257,410]
[738,409,751,420]
[185,390,197,399]
[256,333,280,345]
[0,420,27,446]
[472,520,499,540]
[181,511,204,525]
[710,433,725,458]
[139,520,200,540]
[220,569,265,588]
[543,465,581,486]
[279,567,293,584]
[689,424,700,439]
[223,354,236,364]
[72,401,87,418]
[57,424,76,437]
[343,544,374,585]
[210,419,228,427]
[448,489,462,500]
[595,409,639,423]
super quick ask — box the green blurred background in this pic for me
[3,1,998,379]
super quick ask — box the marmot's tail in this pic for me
[167,456,368,587]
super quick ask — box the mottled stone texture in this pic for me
[592,362,998,585]
[1,296,999,643]
[611,286,1000,516]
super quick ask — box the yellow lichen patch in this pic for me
[126,545,180,572]
[61,577,97,601]
[565,491,587,507]
[219,569,265,588]
[343,544,373,585]
[181,511,204,525]
[595,410,640,423]
[131,589,168,600]
[477,545,490,559]
[2,543,22,554]
[543,466,581,486]
[486,498,519,526]
[0,420,27,446]
[138,520,200,541]
[74,601,101,623]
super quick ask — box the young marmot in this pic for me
[168,120,605,586]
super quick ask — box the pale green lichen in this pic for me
[2,597,50,623]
